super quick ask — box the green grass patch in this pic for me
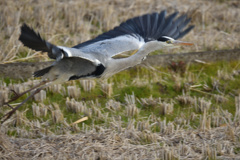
[1,60,240,136]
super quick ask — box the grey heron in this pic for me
[2,10,194,122]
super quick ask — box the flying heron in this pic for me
[2,10,194,122]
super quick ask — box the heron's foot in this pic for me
[4,89,22,104]
[1,103,22,123]
[0,90,18,108]
[3,80,50,106]
[10,89,20,97]
[3,89,31,106]
[1,100,19,123]
[4,102,14,109]
[1,90,30,123]
[1,80,51,123]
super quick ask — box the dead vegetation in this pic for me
[1,106,240,159]
[0,0,240,159]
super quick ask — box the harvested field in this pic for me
[0,0,240,159]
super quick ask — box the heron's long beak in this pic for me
[173,40,194,46]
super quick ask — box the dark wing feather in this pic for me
[167,15,186,37]
[177,25,195,39]
[161,12,179,36]
[149,12,159,38]
[19,24,63,60]
[154,11,166,39]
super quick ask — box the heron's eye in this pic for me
[166,40,172,44]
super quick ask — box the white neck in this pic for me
[102,41,166,78]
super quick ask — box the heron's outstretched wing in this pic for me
[73,10,194,58]
[19,24,102,64]
[19,24,66,60]
[19,10,194,61]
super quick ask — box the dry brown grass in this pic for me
[1,109,240,159]
[1,0,240,159]
[0,0,239,63]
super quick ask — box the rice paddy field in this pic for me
[0,0,240,159]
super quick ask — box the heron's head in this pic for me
[158,36,193,48]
